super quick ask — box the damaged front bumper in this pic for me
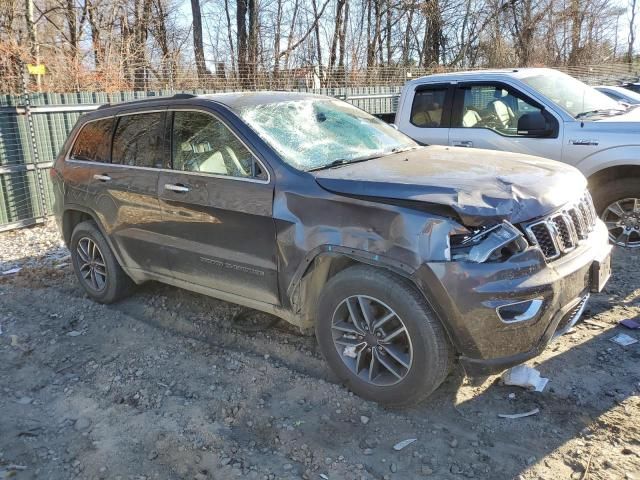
[414,219,612,376]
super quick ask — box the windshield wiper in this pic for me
[307,153,386,172]
[575,108,626,119]
[391,145,420,154]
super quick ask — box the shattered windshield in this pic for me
[238,98,417,171]
[520,70,625,119]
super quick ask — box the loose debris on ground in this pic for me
[1,219,639,479]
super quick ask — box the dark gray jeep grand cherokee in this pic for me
[52,92,612,406]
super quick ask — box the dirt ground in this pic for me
[1,220,639,480]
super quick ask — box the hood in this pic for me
[312,145,587,226]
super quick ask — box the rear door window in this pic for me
[410,87,449,127]
[69,118,113,162]
[112,112,165,168]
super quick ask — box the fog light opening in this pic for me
[497,298,544,323]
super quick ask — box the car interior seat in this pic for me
[180,124,249,177]
[462,108,482,127]
[487,89,515,128]
[411,93,443,127]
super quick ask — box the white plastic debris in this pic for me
[1,267,21,275]
[393,438,417,451]
[501,365,549,392]
[610,333,639,347]
[498,408,540,419]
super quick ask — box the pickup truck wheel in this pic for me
[594,178,640,248]
[316,265,453,407]
[70,220,135,303]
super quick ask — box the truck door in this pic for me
[448,82,562,160]
[397,84,453,146]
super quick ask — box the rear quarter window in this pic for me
[69,118,113,162]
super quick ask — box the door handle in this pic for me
[452,140,473,148]
[93,174,111,182]
[164,183,190,193]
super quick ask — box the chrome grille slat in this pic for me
[524,192,597,261]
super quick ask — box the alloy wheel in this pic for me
[331,295,413,386]
[601,198,640,248]
[76,237,108,291]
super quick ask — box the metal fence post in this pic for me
[21,63,48,219]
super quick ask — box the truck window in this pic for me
[455,85,543,135]
[410,88,448,128]
[69,118,113,163]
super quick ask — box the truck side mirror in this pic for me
[517,111,553,137]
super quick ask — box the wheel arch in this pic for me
[288,246,444,332]
[588,164,640,193]
[62,206,130,277]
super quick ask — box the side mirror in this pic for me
[517,111,553,137]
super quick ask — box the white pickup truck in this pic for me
[394,68,640,248]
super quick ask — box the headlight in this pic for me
[450,221,528,263]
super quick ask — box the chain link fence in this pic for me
[0,62,639,232]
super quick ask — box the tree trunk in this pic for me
[422,0,441,67]
[132,0,152,90]
[247,0,258,86]
[190,0,210,79]
[568,0,582,65]
[25,0,39,62]
[223,0,236,73]
[237,0,248,84]
[338,0,348,68]
[273,0,282,79]
[65,0,79,62]
[152,0,171,84]
[402,4,414,66]
[629,0,638,63]
[282,0,299,69]
[311,0,323,85]
[87,0,102,67]
[385,0,392,65]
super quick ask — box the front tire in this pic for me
[593,178,640,248]
[70,220,135,303]
[315,265,453,407]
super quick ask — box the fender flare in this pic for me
[287,245,417,301]
[62,204,129,275]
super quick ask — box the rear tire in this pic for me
[315,265,453,407]
[70,220,135,303]
[592,178,640,248]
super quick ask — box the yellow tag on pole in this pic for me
[27,64,46,75]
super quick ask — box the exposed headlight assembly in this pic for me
[450,221,528,263]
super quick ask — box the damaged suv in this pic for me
[52,92,612,406]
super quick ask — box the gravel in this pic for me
[1,220,639,479]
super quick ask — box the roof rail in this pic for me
[97,93,198,110]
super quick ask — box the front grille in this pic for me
[530,223,558,258]
[524,192,597,261]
